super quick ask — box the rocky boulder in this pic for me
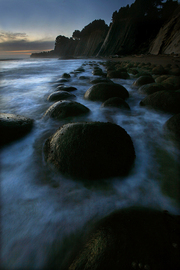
[84,83,129,102]
[56,85,77,92]
[0,113,34,147]
[138,83,166,95]
[101,97,130,110]
[107,70,130,79]
[140,91,180,114]
[44,122,135,179]
[47,91,76,102]
[43,100,90,120]
[164,113,180,144]
[68,207,180,270]
[133,75,155,87]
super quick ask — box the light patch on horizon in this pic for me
[0,31,55,58]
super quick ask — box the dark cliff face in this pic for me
[30,2,180,59]
[54,20,108,58]
[149,6,180,55]
[98,16,163,56]
[54,36,78,58]
[74,29,108,57]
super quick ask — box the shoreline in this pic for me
[103,54,180,67]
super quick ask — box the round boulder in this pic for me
[164,113,180,143]
[133,75,155,87]
[152,65,165,75]
[138,83,166,95]
[44,122,135,179]
[161,76,180,90]
[101,97,130,110]
[56,85,77,92]
[90,78,113,84]
[61,73,71,78]
[0,113,34,146]
[84,83,129,102]
[47,91,76,102]
[140,91,180,114]
[107,70,129,79]
[43,100,90,120]
[68,207,180,270]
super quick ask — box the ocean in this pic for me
[0,58,179,269]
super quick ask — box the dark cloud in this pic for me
[0,31,27,41]
[0,40,55,51]
[0,31,54,52]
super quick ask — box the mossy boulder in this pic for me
[47,91,76,102]
[138,83,166,95]
[107,70,129,79]
[133,75,155,87]
[0,113,34,147]
[44,122,135,180]
[140,91,180,114]
[155,75,169,84]
[161,76,180,90]
[61,73,71,78]
[84,83,129,102]
[164,113,180,144]
[152,65,165,75]
[101,97,130,110]
[90,78,113,84]
[56,85,77,92]
[68,207,180,270]
[43,100,89,120]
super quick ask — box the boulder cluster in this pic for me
[1,59,180,270]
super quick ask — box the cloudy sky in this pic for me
[0,0,135,58]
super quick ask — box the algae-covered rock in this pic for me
[43,100,89,120]
[44,122,135,179]
[101,97,130,110]
[140,91,180,114]
[68,207,180,270]
[0,113,34,146]
[47,91,76,102]
[138,83,166,95]
[84,83,129,102]
[133,75,155,87]
[164,113,180,144]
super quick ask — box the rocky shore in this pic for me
[1,56,180,269]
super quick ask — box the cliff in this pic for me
[73,29,107,57]
[54,36,78,58]
[30,1,180,59]
[52,19,108,58]
[149,6,180,55]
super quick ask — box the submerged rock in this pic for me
[140,91,180,114]
[43,100,89,120]
[68,207,180,270]
[44,122,135,179]
[47,91,76,102]
[0,113,34,146]
[84,83,129,102]
[101,97,130,110]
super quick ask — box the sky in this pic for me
[0,0,135,58]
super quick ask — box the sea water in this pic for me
[0,58,179,269]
